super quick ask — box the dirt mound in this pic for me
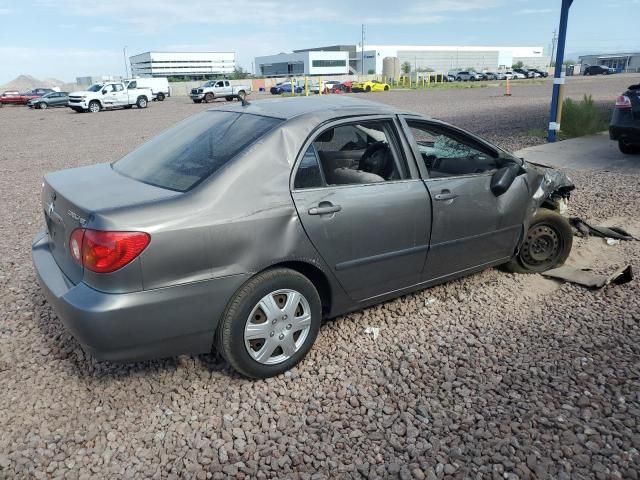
[0,74,71,93]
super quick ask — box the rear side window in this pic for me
[114,111,282,192]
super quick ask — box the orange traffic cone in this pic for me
[504,78,512,96]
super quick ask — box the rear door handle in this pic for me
[434,191,458,201]
[309,204,342,215]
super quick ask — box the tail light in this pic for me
[70,229,150,273]
[615,95,632,108]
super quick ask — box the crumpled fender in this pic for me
[526,160,575,211]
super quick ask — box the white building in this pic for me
[129,51,236,78]
[360,45,549,74]
[255,51,350,76]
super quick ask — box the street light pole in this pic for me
[547,0,573,142]
[123,46,129,79]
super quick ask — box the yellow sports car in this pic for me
[351,80,390,92]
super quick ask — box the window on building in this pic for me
[311,59,347,68]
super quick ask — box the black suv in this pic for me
[583,65,613,75]
[610,84,640,154]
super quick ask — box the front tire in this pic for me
[216,268,322,378]
[88,101,101,113]
[237,90,247,101]
[38,102,47,110]
[204,92,214,103]
[505,208,573,273]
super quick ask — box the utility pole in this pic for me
[549,30,558,67]
[361,24,365,75]
[123,46,129,79]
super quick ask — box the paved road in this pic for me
[516,132,640,172]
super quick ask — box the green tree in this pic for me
[401,61,411,75]
[231,66,249,79]
[512,61,524,69]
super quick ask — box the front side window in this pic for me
[128,81,137,89]
[114,111,282,192]
[406,121,498,178]
[293,120,406,188]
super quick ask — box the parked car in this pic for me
[483,72,498,80]
[351,80,390,92]
[68,82,152,113]
[27,91,70,109]
[0,88,54,106]
[340,80,353,92]
[513,68,534,78]
[609,83,640,154]
[529,68,549,78]
[32,96,575,378]
[270,82,304,95]
[583,65,614,76]
[444,74,456,82]
[493,72,508,80]
[505,71,526,80]
[190,80,250,103]
[455,71,484,82]
[125,78,170,101]
[310,80,342,94]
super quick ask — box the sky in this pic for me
[0,0,639,84]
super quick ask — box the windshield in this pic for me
[113,111,283,192]
[202,81,216,87]
[87,84,104,92]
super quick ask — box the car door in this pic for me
[291,116,431,302]
[400,117,530,282]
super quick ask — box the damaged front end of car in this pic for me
[527,161,575,215]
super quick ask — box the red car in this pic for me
[0,88,54,106]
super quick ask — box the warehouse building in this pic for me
[255,50,349,76]
[129,51,236,78]
[257,45,548,76]
[578,52,640,72]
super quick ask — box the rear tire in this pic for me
[193,99,202,104]
[365,86,371,92]
[157,92,165,101]
[505,208,573,273]
[216,268,322,378]
[225,96,233,101]
[384,85,389,91]
[618,139,639,154]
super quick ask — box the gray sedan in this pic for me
[32,96,574,378]
[27,91,69,109]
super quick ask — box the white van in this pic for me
[124,77,170,101]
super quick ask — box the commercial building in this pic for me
[255,50,349,76]
[578,52,640,72]
[257,45,549,77]
[129,51,236,78]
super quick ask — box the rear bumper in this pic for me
[609,124,640,143]
[32,230,249,362]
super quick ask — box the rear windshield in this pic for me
[113,111,282,192]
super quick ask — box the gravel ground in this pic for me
[1,75,639,479]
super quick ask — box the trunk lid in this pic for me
[42,163,180,283]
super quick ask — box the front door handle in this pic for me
[309,203,342,215]
[434,190,458,201]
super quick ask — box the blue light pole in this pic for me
[548,0,573,142]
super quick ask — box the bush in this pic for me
[560,94,608,138]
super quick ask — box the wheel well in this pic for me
[262,261,332,316]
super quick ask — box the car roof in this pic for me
[211,95,408,120]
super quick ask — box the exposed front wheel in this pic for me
[618,138,639,154]
[505,208,573,273]
[136,96,148,108]
[216,268,322,378]
[88,101,101,113]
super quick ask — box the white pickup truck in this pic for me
[68,82,153,113]
[189,80,250,103]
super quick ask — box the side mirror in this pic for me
[102,89,108,95]
[490,163,521,196]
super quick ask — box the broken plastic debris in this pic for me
[541,265,633,289]
[606,238,620,246]
[364,326,381,340]
[425,297,437,306]
[569,218,637,241]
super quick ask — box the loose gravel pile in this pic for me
[1,76,639,479]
